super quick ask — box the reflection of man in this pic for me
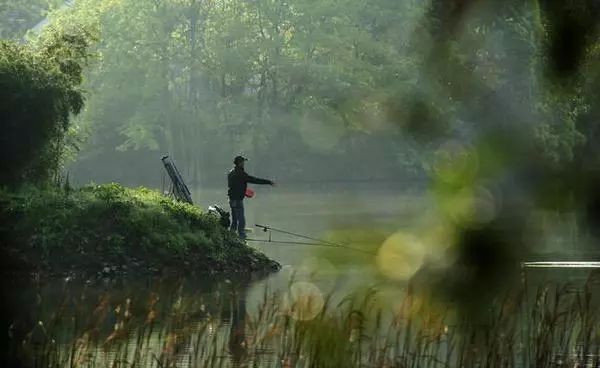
[228,285,248,366]
[227,156,274,239]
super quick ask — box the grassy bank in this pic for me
[0,183,280,277]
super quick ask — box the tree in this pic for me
[0,27,92,187]
[37,0,594,188]
[40,0,425,186]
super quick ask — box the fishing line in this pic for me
[246,238,376,255]
[249,224,377,255]
[255,224,348,248]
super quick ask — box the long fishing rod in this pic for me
[246,238,376,255]
[250,224,376,255]
[255,224,347,248]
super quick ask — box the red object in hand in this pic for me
[245,188,255,198]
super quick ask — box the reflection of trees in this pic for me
[0,278,40,368]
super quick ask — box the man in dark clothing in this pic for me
[228,156,274,239]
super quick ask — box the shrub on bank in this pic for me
[0,183,279,276]
[0,32,91,187]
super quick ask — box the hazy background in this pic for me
[4,0,600,285]
[1,0,580,189]
[5,4,600,365]
[5,0,450,190]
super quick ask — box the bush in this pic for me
[0,29,91,187]
[0,184,279,276]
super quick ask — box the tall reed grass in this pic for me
[9,271,600,368]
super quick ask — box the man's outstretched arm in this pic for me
[245,173,274,185]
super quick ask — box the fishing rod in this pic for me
[246,237,376,255]
[249,224,376,255]
[255,224,347,248]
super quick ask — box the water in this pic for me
[5,186,600,367]
[4,186,418,366]
[195,185,429,267]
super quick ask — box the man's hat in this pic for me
[234,155,247,165]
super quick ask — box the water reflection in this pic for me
[0,275,261,367]
[228,281,248,367]
[4,188,600,366]
[3,265,600,367]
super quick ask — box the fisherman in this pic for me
[228,156,275,239]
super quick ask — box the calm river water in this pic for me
[4,186,600,367]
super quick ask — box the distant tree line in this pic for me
[3,0,600,192]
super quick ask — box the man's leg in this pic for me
[229,200,239,233]
[237,200,246,239]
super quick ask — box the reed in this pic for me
[10,272,600,368]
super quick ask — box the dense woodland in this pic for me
[4,0,598,189]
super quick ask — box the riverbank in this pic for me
[0,183,280,278]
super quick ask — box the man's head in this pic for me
[233,155,247,168]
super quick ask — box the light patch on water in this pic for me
[522,262,600,268]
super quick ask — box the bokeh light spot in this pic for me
[284,282,325,321]
[431,141,479,185]
[377,232,426,280]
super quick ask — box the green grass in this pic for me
[0,183,280,276]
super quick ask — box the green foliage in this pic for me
[40,0,428,185]
[0,28,92,187]
[0,183,278,274]
[31,0,594,187]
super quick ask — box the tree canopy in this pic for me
[4,0,599,192]
[0,27,92,186]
